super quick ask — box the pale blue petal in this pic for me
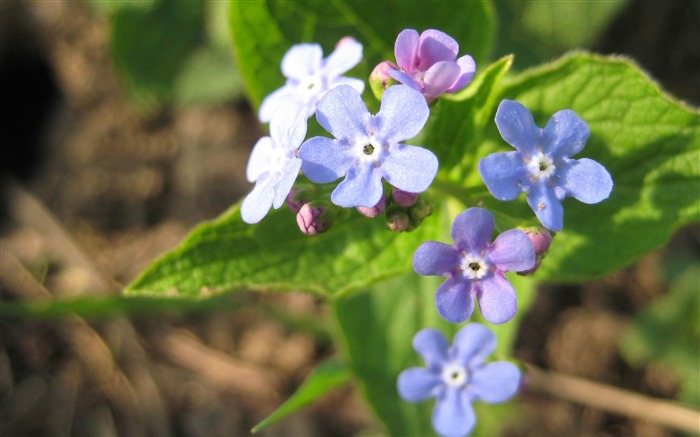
[259,86,301,123]
[246,137,274,183]
[471,362,521,403]
[270,105,308,150]
[299,137,355,183]
[272,158,302,209]
[447,55,476,93]
[382,145,438,193]
[331,76,365,95]
[395,28,420,72]
[398,368,442,402]
[452,323,497,367]
[413,328,451,369]
[418,29,459,66]
[387,69,421,92]
[486,229,535,272]
[560,158,613,204]
[432,388,476,437]
[435,276,475,324]
[423,61,461,100]
[281,43,322,80]
[476,273,517,325]
[542,109,590,159]
[451,208,494,253]
[376,85,429,143]
[315,85,370,141]
[331,163,383,207]
[322,38,363,78]
[527,182,564,231]
[413,241,460,276]
[495,100,539,155]
[241,177,274,224]
[478,151,529,200]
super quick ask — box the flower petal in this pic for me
[331,76,365,95]
[471,361,521,403]
[398,368,442,402]
[527,182,564,231]
[331,162,383,207]
[446,55,476,93]
[281,43,322,80]
[376,85,429,143]
[486,229,535,272]
[246,137,274,183]
[258,86,302,123]
[322,38,363,78]
[395,29,420,72]
[241,177,275,224]
[452,323,497,367]
[476,273,517,324]
[418,29,459,67]
[299,137,355,183]
[272,158,302,209]
[560,158,613,204]
[387,69,421,92]
[451,208,495,253]
[382,144,438,193]
[435,276,475,324]
[315,85,370,141]
[413,328,451,369]
[413,241,460,276]
[432,388,476,437]
[270,105,308,151]
[422,61,461,100]
[495,100,539,155]
[478,151,529,200]
[541,109,590,159]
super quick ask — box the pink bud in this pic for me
[356,195,387,218]
[385,208,411,232]
[296,203,332,235]
[517,228,554,275]
[391,188,419,207]
[369,61,399,100]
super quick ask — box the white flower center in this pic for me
[298,75,323,97]
[354,135,384,165]
[460,254,489,280]
[528,153,555,180]
[441,363,468,388]
[269,147,292,175]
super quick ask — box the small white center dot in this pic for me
[460,254,488,280]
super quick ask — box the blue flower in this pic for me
[259,38,364,123]
[398,324,522,437]
[413,208,535,324]
[479,100,613,231]
[241,107,307,224]
[298,84,438,208]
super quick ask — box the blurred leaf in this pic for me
[228,0,494,108]
[333,269,535,436]
[125,203,444,298]
[87,0,157,15]
[174,46,244,106]
[252,359,352,433]
[620,264,700,407]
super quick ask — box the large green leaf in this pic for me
[428,52,700,281]
[228,0,494,108]
[333,270,535,436]
[125,203,444,298]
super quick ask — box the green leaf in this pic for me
[333,271,536,436]
[228,0,494,108]
[251,359,352,433]
[125,203,444,298]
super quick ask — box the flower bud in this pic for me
[517,227,554,275]
[408,196,433,222]
[296,203,332,235]
[391,188,419,207]
[370,61,399,101]
[356,194,387,218]
[385,206,411,233]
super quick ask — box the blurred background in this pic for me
[1,1,698,436]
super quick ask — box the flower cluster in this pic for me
[240,28,614,437]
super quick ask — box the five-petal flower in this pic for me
[479,100,613,231]
[413,208,535,324]
[259,38,365,122]
[299,84,439,208]
[241,107,307,224]
[388,29,476,102]
[398,324,522,437]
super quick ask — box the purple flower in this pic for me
[259,37,364,122]
[398,324,522,437]
[299,85,438,208]
[241,107,307,224]
[388,29,476,102]
[413,208,535,324]
[479,100,613,231]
